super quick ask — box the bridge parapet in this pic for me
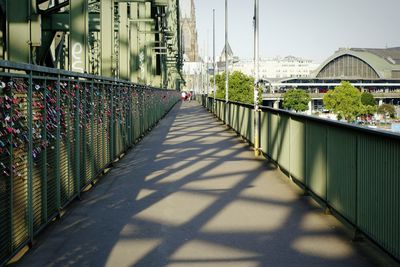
[202,96,400,261]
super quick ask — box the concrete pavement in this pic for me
[14,101,397,267]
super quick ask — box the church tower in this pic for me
[180,0,199,62]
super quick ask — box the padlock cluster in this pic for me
[0,77,180,195]
[0,80,28,181]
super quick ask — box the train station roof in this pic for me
[314,47,400,79]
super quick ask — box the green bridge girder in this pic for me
[0,0,183,90]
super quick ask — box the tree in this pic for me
[359,92,377,117]
[361,92,376,106]
[213,71,262,104]
[323,81,362,122]
[282,89,311,112]
[377,104,396,118]
[359,104,377,117]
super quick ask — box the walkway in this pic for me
[15,102,394,267]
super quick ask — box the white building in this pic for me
[232,56,319,79]
[183,61,202,75]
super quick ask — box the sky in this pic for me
[194,0,400,63]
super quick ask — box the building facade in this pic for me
[233,56,319,79]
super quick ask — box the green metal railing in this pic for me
[0,60,179,265]
[203,96,400,261]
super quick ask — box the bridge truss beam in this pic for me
[1,0,183,89]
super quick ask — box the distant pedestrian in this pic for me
[181,91,186,101]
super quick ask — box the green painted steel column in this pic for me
[129,3,139,82]
[101,0,114,77]
[145,2,156,86]
[6,0,41,63]
[138,3,147,84]
[119,3,129,80]
[70,0,89,72]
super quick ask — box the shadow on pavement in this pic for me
[14,101,398,267]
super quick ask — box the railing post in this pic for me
[355,133,359,234]
[27,70,34,244]
[56,74,61,213]
[66,80,71,198]
[75,82,81,198]
[254,109,260,156]
[110,84,115,161]
[43,79,48,222]
[128,86,133,146]
[90,80,95,180]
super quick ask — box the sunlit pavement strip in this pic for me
[16,101,395,267]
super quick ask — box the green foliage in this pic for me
[212,71,262,104]
[377,104,396,118]
[359,104,377,116]
[361,92,376,106]
[282,89,311,112]
[323,81,363,122]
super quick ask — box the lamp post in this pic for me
[206,30,210,98]
[213,9,216,112]
[253,0,260,156]
[225,0,229,125]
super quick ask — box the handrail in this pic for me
[0,60,176,91]
[209,96,400,140]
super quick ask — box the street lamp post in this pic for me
[225,0,229,125]
[253,0,260,156]
[213,9,216,112]
[206,30,210,98]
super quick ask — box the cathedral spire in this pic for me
[191,0,195,19]
[180,0,199,62]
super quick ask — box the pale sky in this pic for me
[194,0,400,63]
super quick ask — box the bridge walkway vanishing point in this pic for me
[14,101,397,267]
